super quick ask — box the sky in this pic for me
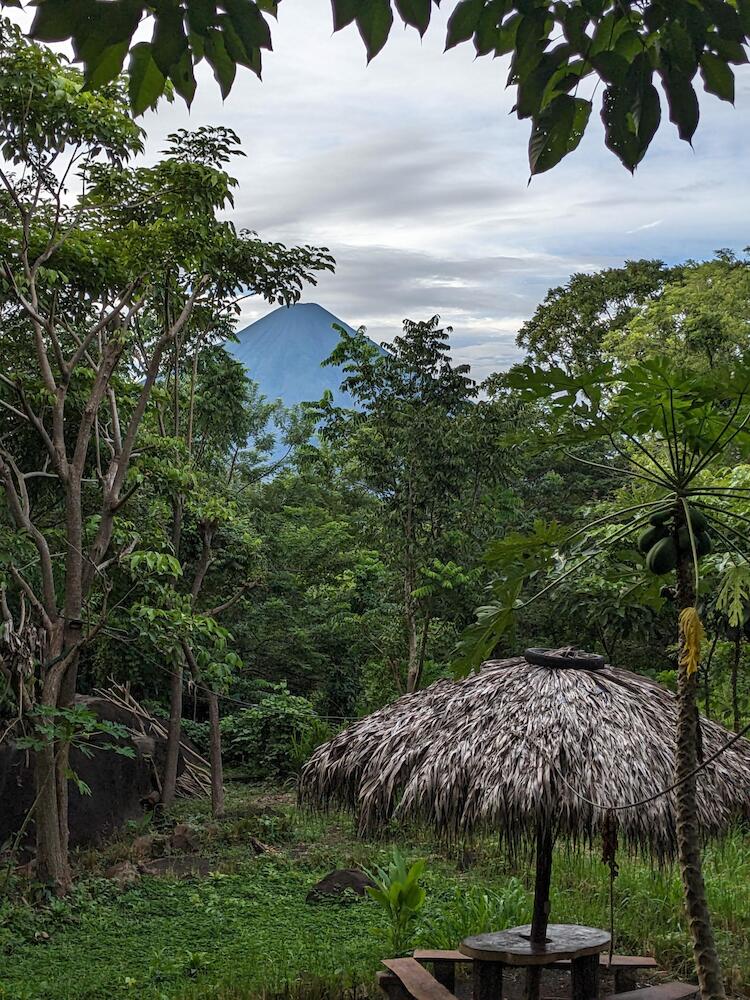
[103,5,750,378]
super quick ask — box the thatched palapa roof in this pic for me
[300,657,750,859]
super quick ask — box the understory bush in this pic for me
[181,719,210,755]
[221,684,330,778]
[419,879,529,948]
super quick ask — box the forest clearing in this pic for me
[2,785,749,1000]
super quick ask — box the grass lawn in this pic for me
[1,784,748,1000]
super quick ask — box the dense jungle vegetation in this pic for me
[1,15,750,1000]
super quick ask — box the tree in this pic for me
[18,0,750,173]
[517,259,671,374]
[457,356,750,1000]
[0,25,333,891]
[606,250,750,368]
[518,251,750,376]
[319,316,511,693]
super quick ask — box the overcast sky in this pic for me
[135,3,749,379]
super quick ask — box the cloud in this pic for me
[626,220,664,235]
[131,1,750,377]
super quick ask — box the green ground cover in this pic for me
[1,786,748,1000]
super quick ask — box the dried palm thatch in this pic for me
[300,657,750,860]
[94,682,211,798]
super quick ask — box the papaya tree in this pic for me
[456,356,750,1000]
[0,25,333,892]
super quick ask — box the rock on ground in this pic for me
[306,868,375,903]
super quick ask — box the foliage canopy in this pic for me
[15,0,750,173]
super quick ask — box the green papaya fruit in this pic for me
[683,505,708,531]
[648,507,673,526]
[637,524,669,554]
[677,527,712,556]
[646,536,678,575]
[695,531,712,556]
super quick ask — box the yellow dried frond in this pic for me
[679,607,705,677]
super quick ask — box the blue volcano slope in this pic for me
[225,302,369,411]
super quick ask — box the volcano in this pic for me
[225,302,372,412]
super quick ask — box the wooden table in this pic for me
[460,924,611,1000]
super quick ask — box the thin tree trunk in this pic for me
[405,600,420,692]
[674,546,726,1000]
[731,635,741,734]
[702,632,719,721]
[161,661,183,808]
[404,555,420,693]
[207,688,225,819]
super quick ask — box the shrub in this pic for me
[419,879,528,949]
[180,719,210,755]
[221,684,322,779]
[364,848,427,955]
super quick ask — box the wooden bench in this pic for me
[610,984,698,1000]
[412,949,660,994]
[379,959,458,1000]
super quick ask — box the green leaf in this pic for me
[151,5,189,77]
[700,52,735,102]
[170,46,198,104]
[445,0,485,50]
[331,0,358,31]
[218,13,262,73]
[355,0,394,61]
[128,42,166,114]
[186,0,219,36]
[205,27,237,97]
[395,0,431,35]
[660,68,700,142]
[85,40,129,88]
[528,94,592,175]
[224,0,273,55]
[737,0,750,32]
[71,1,144,68]
[561,4,588,48]
[591,50,629,87]
[29,0,94,42]
[601,57,661,172]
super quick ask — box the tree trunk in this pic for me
[731,636,741,734]
[161,661,183,808]
[33,742,71,894]
[525,822,554,1000]
[404,561,420,693]
[34,481,86,892]
[55,653,79,862]
[674,547,726,1000]
[33,626,79,895]
[207,688,225,819]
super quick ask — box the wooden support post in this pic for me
[377,972,410,1000]
[473,962,502,1000]
[433,961,456,993]
[571,954,600,1000]
[525,821,554,1000]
